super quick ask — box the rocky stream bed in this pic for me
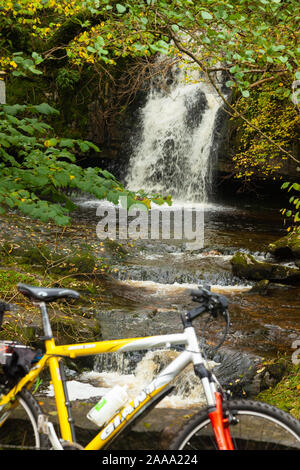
[0,198,300,449]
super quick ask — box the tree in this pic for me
[0,102,171,224]
[0,0,174,224]
[0,0,299,224]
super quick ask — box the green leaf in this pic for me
[292,183,300,191]
[106,190,120,205]
[230,65,240,73]
[116,3,126,13]
[59,138,75,148]
[2,104,26,116]
[46,138,58,147]
[32,103,60,115]
[201,11,213,20]
[32,51,44,65]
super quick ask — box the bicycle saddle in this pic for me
[17,283,80,302]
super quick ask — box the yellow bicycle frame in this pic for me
[0,328,203,450]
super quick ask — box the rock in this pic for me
[249,279,270,294]
[249,280,294,295]
[211,348,288,398]
[268,233,300,260]
[230,252,300,285]
[34,395,198,450]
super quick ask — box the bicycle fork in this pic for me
[208,392,234,450]
[194,363,235,450]
[183,324,234,451]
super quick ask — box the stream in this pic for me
[45,65,300,418]
[58,197,300,411]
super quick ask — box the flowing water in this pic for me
[68,68,300,409]
[125,65,225,202]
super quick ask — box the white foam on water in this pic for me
[118,279,252,294]
[125,66,223,203]
[45,380,106,401]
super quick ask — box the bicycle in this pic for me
[0,283,300,450]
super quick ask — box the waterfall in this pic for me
[93,350,211,407]
[125,64,224,203]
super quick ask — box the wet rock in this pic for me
[230,252,300,285]
[249,279,270,294]
[268,233,300,260]
[249,280,293,295]
[210,348,289,398]
[34,395,198,449]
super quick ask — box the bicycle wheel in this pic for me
[169,400,300,450]
[0,388,48,450]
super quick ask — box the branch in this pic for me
[249,70,288,89]
[167,28,300,165]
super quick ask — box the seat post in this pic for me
[39,302,53,340]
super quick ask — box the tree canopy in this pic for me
[1,0,298,96]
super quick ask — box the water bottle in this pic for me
[87,385,128,427]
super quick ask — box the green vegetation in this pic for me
[232,83,299,182]
[0,1,299,412]
[257,362,300,419]
[1,1,299,220]
[281,183,300,233]
[0,101,170,224]
[0,210,118,345]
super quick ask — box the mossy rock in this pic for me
[256,362,300,419]
[230,252,300,285]
[103,239,128,259]
[268,233,300,260]
[11,243,96,274]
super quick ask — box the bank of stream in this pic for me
[1,196,299,448]
[62,197,300,413]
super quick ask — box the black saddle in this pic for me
[17,283,80,303]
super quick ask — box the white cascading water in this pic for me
[125,65,224,203]
[66,65,231,409]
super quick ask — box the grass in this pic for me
[256,362,300,419]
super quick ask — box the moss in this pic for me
[0,270,36,296]
[10,242,96,275]
[0,255,102,345]
[103,239,129,259]
[230,251,300,285]
[256,362,300,419]
[268,233,300,259]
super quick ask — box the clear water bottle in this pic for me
[87,385,128,427]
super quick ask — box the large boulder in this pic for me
[230,252,300,285]
[268,233,300,260]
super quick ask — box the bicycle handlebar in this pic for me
[181,286,230,351]
[182,286,229,326]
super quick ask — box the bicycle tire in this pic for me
[169,399,300,450]
[0,388,49,450]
